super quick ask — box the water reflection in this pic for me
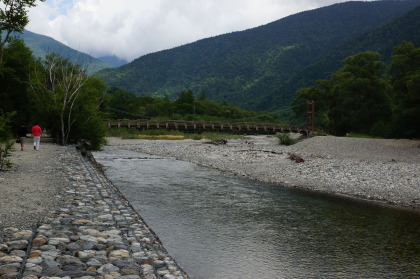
[94,147,420,279]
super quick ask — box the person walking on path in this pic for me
[31,124,42,151]
[17,124,28,151]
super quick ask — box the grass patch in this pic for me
[345,133,381,139]
[198,132,246,141]
[316,129,328,136]
[106,128,248,141]
[277,133,295,146]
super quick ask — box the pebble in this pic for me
[0,146,187,278]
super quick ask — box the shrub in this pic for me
[277,133,295,146]
[0,111,15,170]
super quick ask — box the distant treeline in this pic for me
[292,41,420,138]
[104,87,279,123]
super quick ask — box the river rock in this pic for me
[80,235,98,250]
[32,237,47,247]
[0,263,20,277]
[13,230,33,240]
[86,258,102,267]
[108,250,130,259]
[0,244,7,251]
[7,239,28,250]
[27,256,43,264]
[23,263,43,277]
[10,249,26,258]
[97,263,120,275]
[0,255,23,264]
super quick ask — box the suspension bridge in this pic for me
[105,101,316,135]
[105,119,314,135]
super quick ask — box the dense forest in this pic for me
[292,41,420,138]
[104,87,277,122]
[95,0,420,112]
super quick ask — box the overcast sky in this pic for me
[26,0,376,62]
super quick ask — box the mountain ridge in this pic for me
[16,29,114,72]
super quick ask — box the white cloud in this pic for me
[26,0,375,61]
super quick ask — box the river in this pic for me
[93,146,420,279]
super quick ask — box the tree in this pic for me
[389,41,420,138]
[292,80,330,129]
[0,38,36,124]
[175,89,195,115]
[0,110,15,170]
[106,87,140,118]
[292,51,391,136]
[0,0,45,64]
[29,53,106,149]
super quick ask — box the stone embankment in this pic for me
[106,135,420,209]
[0,143,186,279]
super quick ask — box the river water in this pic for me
[94,146,420,279]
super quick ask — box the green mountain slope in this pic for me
[96,0,420,111]
[16,30,113,72]
[259,4,420,111]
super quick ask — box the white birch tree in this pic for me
[29,53,106,147]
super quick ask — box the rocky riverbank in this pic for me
[0,142,187,279]
[105,135,420,209]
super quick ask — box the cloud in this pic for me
[26,0,375,61]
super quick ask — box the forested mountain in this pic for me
[260,4,420,111]
[15,30,113,72]
[96,0,420,111]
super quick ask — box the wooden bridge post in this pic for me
[307,100,315,131]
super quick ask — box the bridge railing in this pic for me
[105,119,310,134]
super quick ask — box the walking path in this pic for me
[0,142,186,279]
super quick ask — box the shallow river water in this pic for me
[94,146,420,279]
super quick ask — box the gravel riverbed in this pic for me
[106,135,420,209]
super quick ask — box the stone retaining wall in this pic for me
[0,146,187,279]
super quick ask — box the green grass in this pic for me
[345,133,382,139]
[316,129,329,136]
[277,133,295,146]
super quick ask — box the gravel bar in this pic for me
[0,142,187,279]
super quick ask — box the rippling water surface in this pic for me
[94,146,420,279]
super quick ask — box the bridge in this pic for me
[105,119,314,135]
